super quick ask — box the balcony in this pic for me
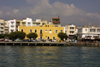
[0,26,4,27]
[53,21,60,24]
[16,24,20,26]
[22,24,25,26]
[70,29,75,31]
[0,29,4,31]
[0,22,4,24]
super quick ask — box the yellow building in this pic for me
[18,24,64,40]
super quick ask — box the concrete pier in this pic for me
[0,42,100,47]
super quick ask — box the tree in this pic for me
[4,34,9,39]
[73,35,77,40]
[9,31,26,41]
[27,33,38,39]
[58,32,68,40]
[0,34,4,38]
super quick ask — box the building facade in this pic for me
[77,24,100,40]
[65,24,76,38]
[4,21,9,34]
[18,24,64,40]
[0,19,5,34]
[52,17,61,27]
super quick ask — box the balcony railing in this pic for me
[0,29,4,31]
[0,26,4,27]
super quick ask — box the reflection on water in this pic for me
[0,46,100,67]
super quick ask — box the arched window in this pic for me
[55,30,57,33]
[21,29,23,32]
[35,29,37,33]
[47,36,49,39]
[49,30,52,33]
[30,29,32,33]
[53,37,55,40]
[61,30,63,32]
[40,30,42,34]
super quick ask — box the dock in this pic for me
[0,42,100,47]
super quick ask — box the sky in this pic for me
[0,0,100,26]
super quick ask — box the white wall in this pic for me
[8,19,16,33]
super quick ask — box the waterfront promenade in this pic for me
[0,42,100,47]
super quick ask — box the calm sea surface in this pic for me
[0,46,100,67]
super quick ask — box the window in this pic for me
[53,37,55,40]
[70,27,74,29]
[90,29,96,32]
[11,29,14,32]
[28,22,30,24]
[11,22,14,24]
[35,29,37,33]
[85,29,87,31]
[45,30,47,32]
[22,22,25,26]
[42,23,45,25]
[49,30,52,33]
[30,29,32,33]
[21,29,23,32]
[5,29,8,31]
[55,30,57,33]
[97,29,100,32]
[40,30,42,34]
[45,25,47,27]
[61,30,63,32]
[11,25,14,27]
[1,27,3,29]
[47,36,49,39]
[1,23,4,25]
[70,31,74,33]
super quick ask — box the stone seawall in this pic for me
[0,42,100,47]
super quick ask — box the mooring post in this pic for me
[13,43,14,46]
[5,43,7,46]
[35,43,37,46]
[20,43,22,46]
[42,44,44,46]
[49,44,51,46]
[28,43,29,46]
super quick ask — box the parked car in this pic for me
[48,39,52,42]
[52,39,57,42]
[0,39,5,42]
[65,39,71,42]
[5,39,9,42]
[23,39,29,42]
[41,39,46,42]
[46,40,51,42]
[15,38,23,42]
[57,40,63,42]
[32,39,38,42]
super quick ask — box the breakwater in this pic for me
[0,42,100,47]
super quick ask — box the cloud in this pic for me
[0,0,100,26]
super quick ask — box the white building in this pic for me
[65,24,76,37]
[77,25,100,40]
[8,19,16,33]
[23,18,32,26]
